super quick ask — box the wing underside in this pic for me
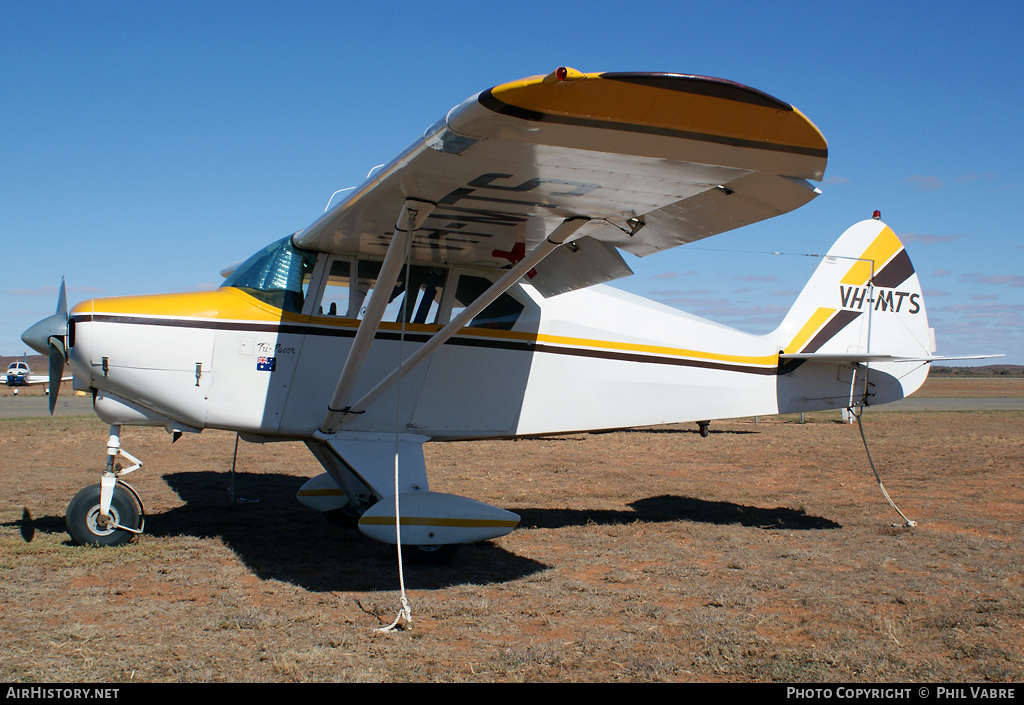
[294,70,828,295]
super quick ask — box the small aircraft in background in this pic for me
[22,69,962,562]
[5,359,34,386]
[4,354,70,395]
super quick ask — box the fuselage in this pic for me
[68,250,791,440]
[67,223,930,442]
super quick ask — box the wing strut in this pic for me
[319,199,436,434]
[316,215,591,436]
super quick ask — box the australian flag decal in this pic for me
[256,356,276,372]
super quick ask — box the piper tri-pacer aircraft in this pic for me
[23,69,941,562]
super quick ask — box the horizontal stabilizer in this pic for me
[780,353,1003,364]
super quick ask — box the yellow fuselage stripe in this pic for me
[784,307,836,355]
[533,332,777,366]
[359,516,519,528]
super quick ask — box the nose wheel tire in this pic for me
[66,483,142,547]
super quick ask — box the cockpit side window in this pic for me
[315,258,353,317]
[307,258,448,324]
[222,236,317,313]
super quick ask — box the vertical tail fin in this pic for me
[773,218,934,406]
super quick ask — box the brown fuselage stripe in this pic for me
[776,309,864,375]
[802,310,863,355]
[74,314,780,376]
[531,343,777,376]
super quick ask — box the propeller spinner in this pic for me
[21,279,69,414]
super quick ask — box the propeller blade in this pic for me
[56,277,67,316]
[21,278,72,413]
[47,341,65,415]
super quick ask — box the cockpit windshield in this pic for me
[221,235,316,313]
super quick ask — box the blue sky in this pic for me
[3,1,1021,364]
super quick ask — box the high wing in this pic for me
[293,68,828,296]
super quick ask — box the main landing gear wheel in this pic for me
[66,483,142,547]
[405,543,461,565]
[324,506,362,528]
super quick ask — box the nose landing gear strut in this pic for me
[65,425,146,546]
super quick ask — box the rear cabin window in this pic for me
[451,275,525,331]
[390,265,446,324]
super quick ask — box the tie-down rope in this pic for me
[851,405,917,528]
[376,215,417,632]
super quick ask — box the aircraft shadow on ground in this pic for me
[629,427,761,436]
[154,471,550,592]
[514,494,840,531]
[2,507,63,544]
[582,427,760,437]
[10,475,837,592]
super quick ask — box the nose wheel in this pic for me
[66,481,144,546]
[66,424,147,546]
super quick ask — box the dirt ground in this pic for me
[0,385,1022,682]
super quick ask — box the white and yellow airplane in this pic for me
[22,69,943,561]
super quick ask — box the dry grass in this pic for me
[915,377,1024,398]
[1,405,1022,682]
